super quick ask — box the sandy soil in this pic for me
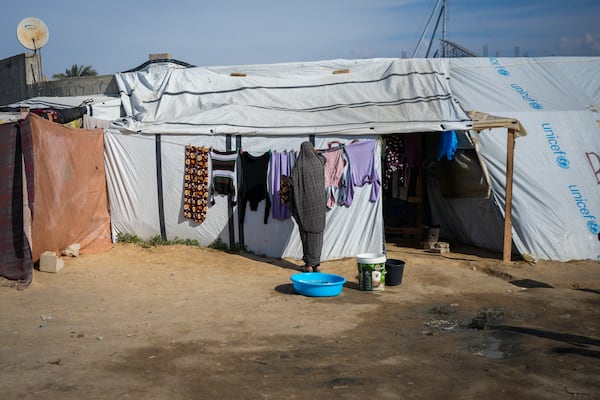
[1,242,599,399]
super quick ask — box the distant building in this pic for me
[0,53,40,105]
[0,53,195,106]
[0,53,118,106]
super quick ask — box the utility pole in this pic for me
[412,0,448,58]
[442,0,447,57]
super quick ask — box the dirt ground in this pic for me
[1,241,599,400]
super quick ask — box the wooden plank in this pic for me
[503,128,515,262]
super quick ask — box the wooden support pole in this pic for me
[20,107,29,119]
[503,128,516,263]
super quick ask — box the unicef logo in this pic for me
[588,220,599,235]
[529,102,543,110]
[556,156,570,169]
[489,59,511,76]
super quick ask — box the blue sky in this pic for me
[1,0,599,78]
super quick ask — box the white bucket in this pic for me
[356,253,386,291]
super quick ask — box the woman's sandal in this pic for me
[302,265,313,272]
[313,265,321,272]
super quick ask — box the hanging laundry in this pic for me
[339,140,381,207]
[209,149,238,205]
[403,134,420,166]
[30,109,58,123]
[321,146,346,209]
[83,114,111,129]
[271,150,295,220]
[29,107,86,125]
[383,135,405,192]
[401,135,421,195]
[396,167,411,200]
[437,130,458,161]
[183,145,210,224]
[240,151,271,224]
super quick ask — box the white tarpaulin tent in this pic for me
[440,57,600,262]
[6,95,122,121]
[6,56,598,262]
[106,58,472,260]
[112,58,471,135]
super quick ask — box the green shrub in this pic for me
[208,238,229,251]
[229,242,249,253]
[116,232,142,244]
[117,233,245,253]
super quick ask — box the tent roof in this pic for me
[7,95,119,109]
[112,58,472,135]
[5,95,122,121]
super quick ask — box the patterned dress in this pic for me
[183,145,210,224]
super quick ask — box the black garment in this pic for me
[54,106,87,124]
[239,151,271,224]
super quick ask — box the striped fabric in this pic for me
[209,149,238,205]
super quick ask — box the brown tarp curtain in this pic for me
[30,113,112,262]
[1,113,112,288]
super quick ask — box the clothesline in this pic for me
[182,139,382,226]
[104,129,380,154]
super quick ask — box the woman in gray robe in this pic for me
[289,142,327,272]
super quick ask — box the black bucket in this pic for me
[385,259,405,286]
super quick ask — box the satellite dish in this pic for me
[17,17,49,51]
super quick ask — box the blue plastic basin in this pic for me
[290,272,346,297]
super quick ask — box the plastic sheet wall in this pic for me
[30,114,112,261]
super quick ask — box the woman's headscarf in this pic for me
[289,142,326,232]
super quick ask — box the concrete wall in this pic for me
[28,74,119,98]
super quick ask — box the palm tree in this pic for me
[52,64,98,80]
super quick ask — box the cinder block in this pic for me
[430,241,450,254]
[39,251,64,273]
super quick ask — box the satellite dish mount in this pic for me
[16,17,49,83]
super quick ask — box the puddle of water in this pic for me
[467,334,512,359]
[481,336,508,359]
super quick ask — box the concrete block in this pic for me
[39,251,64,273]
[430,242,450,254]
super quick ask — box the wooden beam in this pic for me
[20,107,29,119]
[503,128,516,262]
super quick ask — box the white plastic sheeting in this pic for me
[446,57,600,261]
[104,132,384,260]
[8,95,122,121]
[112,58,472,135]
[104,57,474,261]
